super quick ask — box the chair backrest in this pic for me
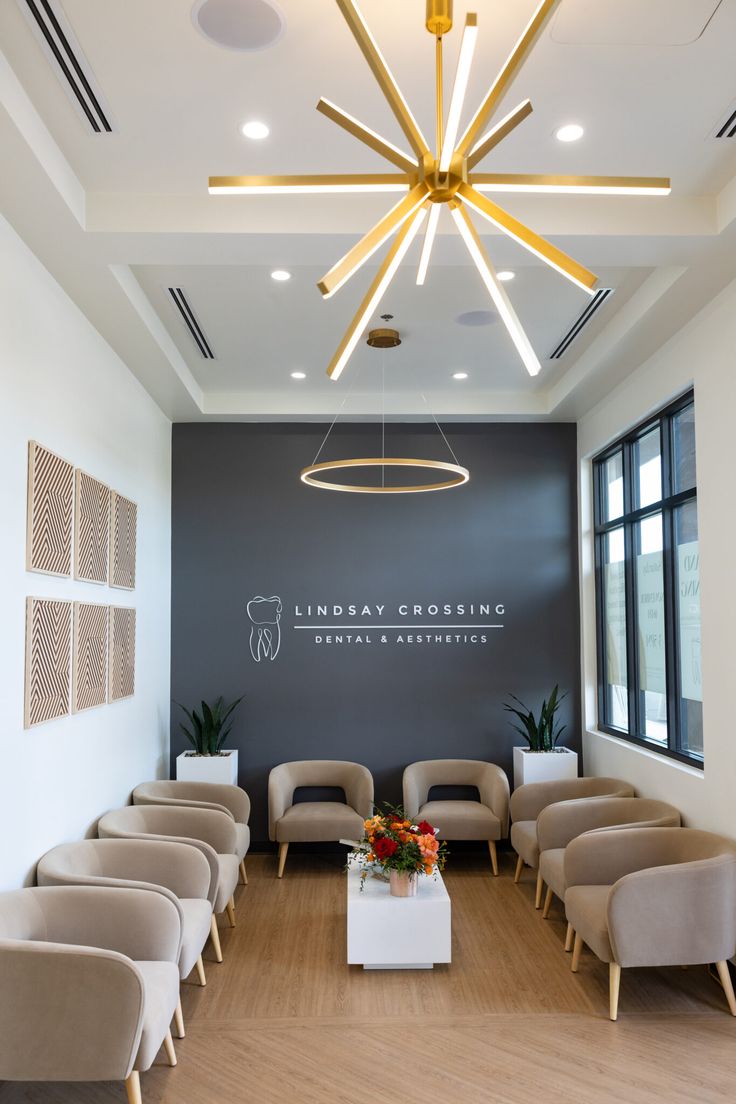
[98,803,237,854]
[268,760,374,840]
[536,796,681,853]
[403,759,510,832]
[510,776,634,823]
[133,780,251,825]
[37,838,211,903]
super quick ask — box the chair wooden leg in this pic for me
[542,887,553,919]
[173,998,185,1039]
[535,871,544,909]
[195,954,207,986]
[564,922,574,952]
[609,962,622,1021]
[571,932,583,973]
[277,841,289,878]
[226,897,236,928]
[125,1072,142,1104]
[163,1030,177,1067]
[716,961,736,1016]
[488,840,499,877]
[240,859,248,885]
[210,914,223,963]
[513,854,524,884]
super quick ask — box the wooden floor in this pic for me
[2,851,735,1103]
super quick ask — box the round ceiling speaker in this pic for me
[192,0,285,52]
[455,310,498,327]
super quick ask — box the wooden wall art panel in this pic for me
[72,601,108,713]
[74,471,110,584]
[24,597,72,727]
[26,442,74,576]
[108,605,136,702]
[110,492,137,589]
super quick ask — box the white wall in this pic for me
[578,276,736,835]
[0,214,171,890]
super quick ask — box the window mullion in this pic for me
[622,440,639,738]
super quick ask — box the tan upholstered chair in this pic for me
[536,797,681,944]
[0,885,181,1104]
[37,837,214,1014]
[403,759,510,875]
[510,777,634,907]
[564,827,736,1020]
[98,804,240,941]
[268,760,374,877]
[133,780,251,885]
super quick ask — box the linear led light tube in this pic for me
[438,14,479,174]
[416,203,441,285]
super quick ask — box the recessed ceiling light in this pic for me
[271,269,291,281]
[452,372,469,381]
[290,371,306,379]
[241,120,269,140]
[497,270,515,282]
[555,123,584,143]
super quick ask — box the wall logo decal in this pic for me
[247,596,283,662]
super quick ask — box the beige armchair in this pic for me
[403,759,510,875]
[510,777,634,907]
[98,804,240,956]
[268,760,374,877]
[37,837,214,1015]
[133,780,251,885]
[536,797,681,944]
[564,827,736,1020]
[0,884,181,1104]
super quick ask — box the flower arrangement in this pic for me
[352,805,448,893]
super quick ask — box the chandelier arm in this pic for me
[456,0,560,160]
[450,200,541,377]
[208,173,414,195]
[316,99,418,174]
[466,100,533,170]
[326,206,429,380]
[335,0,430,159]
[470,173,672,196]
[318,182,429,299]
[435,33,443,160]
[438,13,479,175]
[458,182,598,295]
[416,201,441,286]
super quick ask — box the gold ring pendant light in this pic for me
[209,0,671,383]
[299,327,470,494]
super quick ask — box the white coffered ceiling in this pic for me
[1,0,736,421]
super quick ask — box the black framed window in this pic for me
[593,391,702,766]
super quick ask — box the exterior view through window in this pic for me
[593,392,701,765]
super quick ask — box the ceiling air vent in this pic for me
[167,288,215,359]
[713,103,736,138]
[549,287,614,360]
[19,0,113,133]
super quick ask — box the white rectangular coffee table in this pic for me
[346,857,451,969]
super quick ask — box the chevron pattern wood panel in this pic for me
[26,442,74,577]
[24,597,72,728]
[108,605,135,702]
[72,601,108,712]
[110,491,137,589]
[74,470,110,583]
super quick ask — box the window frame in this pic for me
[592,390,701,768]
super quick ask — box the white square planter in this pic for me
[176,749,238,785]
[513,746,578,789]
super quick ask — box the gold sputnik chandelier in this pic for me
[209,0,670,381]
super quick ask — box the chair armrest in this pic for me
[268,764,296,840]
[565,826,686,889]
[607,855,736,967]
[477,764,510,837]
[39,885,181,963]
[0,940,144,1081]
[402,764,429,819]
[344,766,374,820]
[136,793,236,819]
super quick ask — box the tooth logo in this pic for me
[247,595,282,662]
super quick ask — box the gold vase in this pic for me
[389,870,418,897]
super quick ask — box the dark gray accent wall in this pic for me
[171,422,581,844]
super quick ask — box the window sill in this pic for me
[585,728,705,778]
